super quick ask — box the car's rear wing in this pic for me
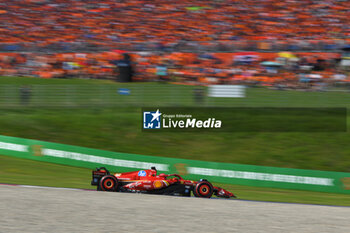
[91,167,110,186]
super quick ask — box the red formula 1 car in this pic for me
[91,167,236,198]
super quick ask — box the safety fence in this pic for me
[1,84,350,108]
[1,134,349,194]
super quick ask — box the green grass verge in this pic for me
[0,155,91,189]
[0,107,350,172]
[1,155,349,206]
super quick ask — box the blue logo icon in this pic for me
[138,170,146,176]
[143,109,162,129]
[118,88,130,95]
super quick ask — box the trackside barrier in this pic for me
[0,134,350,194]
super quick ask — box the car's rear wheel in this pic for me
[99,175,118,192]
[193,181,213,198]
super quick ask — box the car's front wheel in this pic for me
[193,181,213,198]
[99,175,119,192]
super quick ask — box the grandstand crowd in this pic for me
[1,0,349,47]
[0,51,348,89]
[0,0,349,88]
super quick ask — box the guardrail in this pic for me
[0,134,350,194]
[1,84,350,108]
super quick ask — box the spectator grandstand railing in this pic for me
[1,84,350,108]
[0,39,348,53]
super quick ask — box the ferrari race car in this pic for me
[91,167,236,198]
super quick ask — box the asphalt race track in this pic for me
[1,185,349,233]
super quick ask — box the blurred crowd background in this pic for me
[0,0,350,89]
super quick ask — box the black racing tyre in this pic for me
[99,175,118,192]
[193,181,213,198]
